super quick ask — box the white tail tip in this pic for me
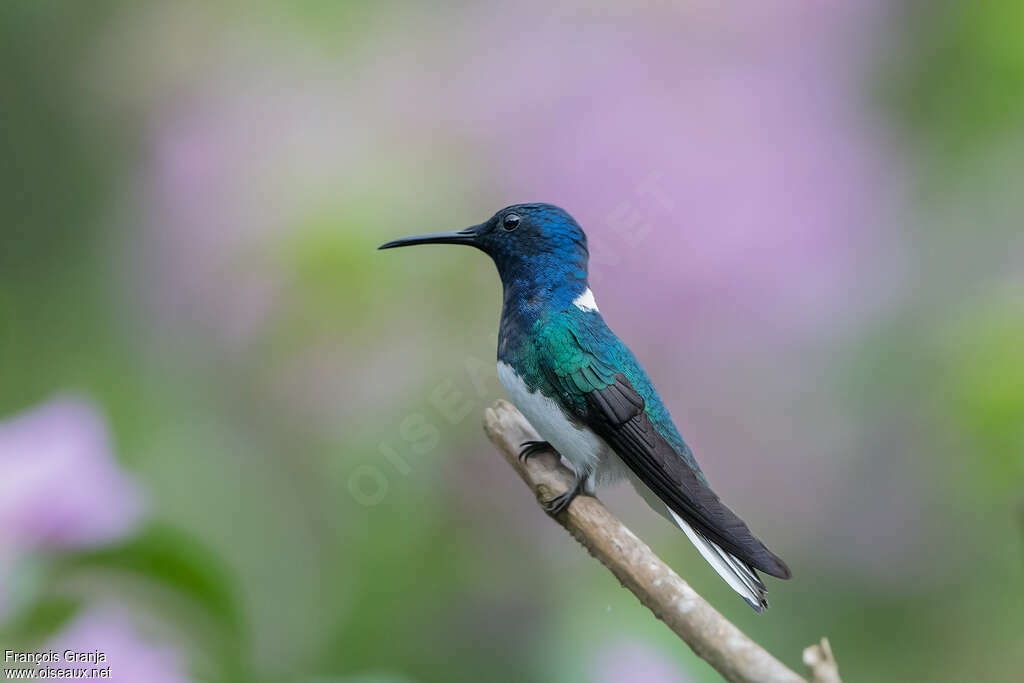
[669,510,768,612]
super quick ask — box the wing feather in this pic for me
[584,373,790,578]
[533,321,790,579]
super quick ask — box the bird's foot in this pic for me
[541,491,576,516]
[541,478,585,516]
[518,440,553,462]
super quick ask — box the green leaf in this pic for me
[60,522,243,635]
[0,596,82,646]
[55,522,250,682]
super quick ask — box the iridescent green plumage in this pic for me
[504,311,704,478]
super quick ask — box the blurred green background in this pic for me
[1,1,1022,681]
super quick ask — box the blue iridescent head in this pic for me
[379,203,590,296]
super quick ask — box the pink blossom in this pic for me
[45,605,191,683]
[0,397,145,614]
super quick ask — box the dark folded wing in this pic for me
[533,323,789,579]
[584,373,791,579]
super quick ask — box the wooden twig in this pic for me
[483,399,841,683]
[803,639,841,683]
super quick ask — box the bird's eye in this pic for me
[502,213,521,231]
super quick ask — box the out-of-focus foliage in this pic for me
[1,1,1022,682]
[885,0,1024,158]
[940,297,1024,489]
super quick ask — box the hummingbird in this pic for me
[380,203,791,611]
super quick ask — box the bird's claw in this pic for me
[541,488,578,516]
[518,440,552,462]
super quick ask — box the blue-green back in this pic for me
[499,306,702,477]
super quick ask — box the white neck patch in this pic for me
[573,288,599,312]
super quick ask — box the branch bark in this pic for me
[483,399,841,683]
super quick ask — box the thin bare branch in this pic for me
[483,399,840,683]
[803,638,842,683]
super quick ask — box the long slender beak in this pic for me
[378,225,480,250]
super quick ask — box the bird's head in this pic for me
[379,203,589,290]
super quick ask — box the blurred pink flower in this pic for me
[446,0,906,341]
[120,1,909,442]
[593,639,695,683]
[0,396,145,614]
[45,605,191,683]
[131,0,905,350]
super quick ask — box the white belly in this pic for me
[497,361,626,488]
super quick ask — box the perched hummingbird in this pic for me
[380,203,791,610]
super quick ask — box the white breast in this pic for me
[497,361,624,488]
